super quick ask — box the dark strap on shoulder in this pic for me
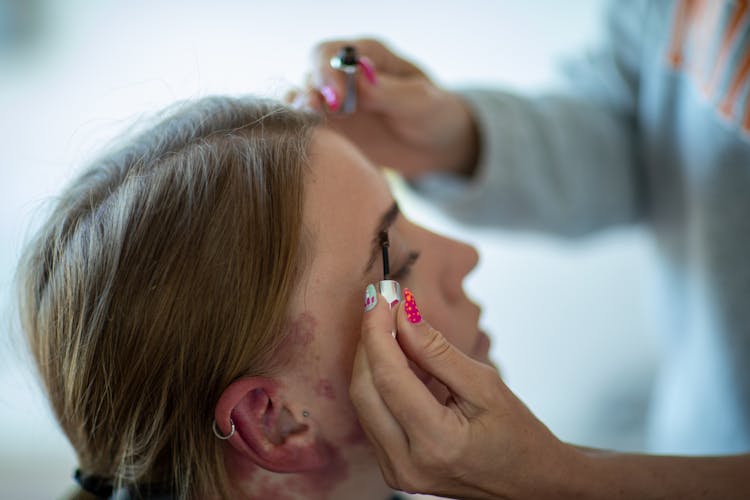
[74,469,173,499]
[74,469,114,498]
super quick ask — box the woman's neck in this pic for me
[226,444,393,500]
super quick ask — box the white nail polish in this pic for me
[378,280,402,309]
[364,283,378,312]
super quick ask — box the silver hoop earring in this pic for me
[212,418,235,440]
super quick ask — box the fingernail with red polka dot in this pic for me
[364,284,377,312]
[403,288,422,324]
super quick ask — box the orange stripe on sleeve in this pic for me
[668,0,700,68]
[719,50,750,119]
[705,0,749,95]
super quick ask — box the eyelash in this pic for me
[390,251,421,280]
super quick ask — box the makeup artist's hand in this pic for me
[350,287,577,499]
[291,39,479,179]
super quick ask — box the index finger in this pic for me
[349,330,408,477]
[359,292,454,442]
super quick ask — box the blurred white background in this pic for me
[0,0,662,498]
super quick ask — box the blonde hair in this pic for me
[17,96,319,498]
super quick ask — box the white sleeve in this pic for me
[411,1,649,237]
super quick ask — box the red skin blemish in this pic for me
[281,312,317,351]
[224,312,356,498]
[314,378,336,400]
[252,476,295,500]
[239,441,349,500]
[274,311,318,366]
[226,378,351,499]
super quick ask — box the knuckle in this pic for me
[370,366,402,395]
[411,423,471,477]
[382,461,405,490]
[357,37,386,52]
[476,364,504,401]
[348,377,365,403]
[422,326,453,360]
[391,467,422,493]
[362,316,383,337]
[361,327,387,349]
[382,470,397,489]
[361,308,393,340]
[378,457,397,488]
[416,437,458,472]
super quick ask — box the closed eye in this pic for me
[390,251,420,280]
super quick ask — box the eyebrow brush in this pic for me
[381,231,390,280]
[378,231,401,307]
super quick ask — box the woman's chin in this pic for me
[473,330,491,357]
[472,330,501,373]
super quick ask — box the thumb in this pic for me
[396,288,495,410]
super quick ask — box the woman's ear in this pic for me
[215,377,331,473]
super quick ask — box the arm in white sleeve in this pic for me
[412,1,649,237]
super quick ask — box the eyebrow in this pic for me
[363,202,400,276]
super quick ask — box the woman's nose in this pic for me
[441,237,479,303]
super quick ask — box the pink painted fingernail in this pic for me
[320,85,339,111]
[358,56,377,85]
[403,288,422,324]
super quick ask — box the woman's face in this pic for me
[280,128,491,459]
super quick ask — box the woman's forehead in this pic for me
[308,128,386,183]
[302,129,392,275]
[305,129,391,220]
